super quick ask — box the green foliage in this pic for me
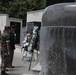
[0,0,46,26]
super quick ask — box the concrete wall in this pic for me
[27,9,44,22]
[21,27,26,44]
[0,14,9,33]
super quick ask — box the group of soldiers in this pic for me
[0,26,15,75]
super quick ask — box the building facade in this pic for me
[26,10,43,34]
[0,14,22,44]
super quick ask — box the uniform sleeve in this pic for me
[6,33,10,43]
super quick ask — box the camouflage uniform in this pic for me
[0,31,10,71]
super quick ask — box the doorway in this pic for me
[10,22,21,44]
[26,21,41,34]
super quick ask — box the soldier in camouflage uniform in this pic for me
[0,26,10,75]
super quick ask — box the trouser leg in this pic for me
[1,52,8,75]
[10,50,14,66]
[1,52,7,71]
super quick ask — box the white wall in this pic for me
[0,14,9,33]
[21,27,26,43]
[27,10,44,22]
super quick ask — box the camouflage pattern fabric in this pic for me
[0,31,10,71]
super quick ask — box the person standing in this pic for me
[8,26,15,68]
[0,26,10,75]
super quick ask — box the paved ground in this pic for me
[0,45,40,75]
